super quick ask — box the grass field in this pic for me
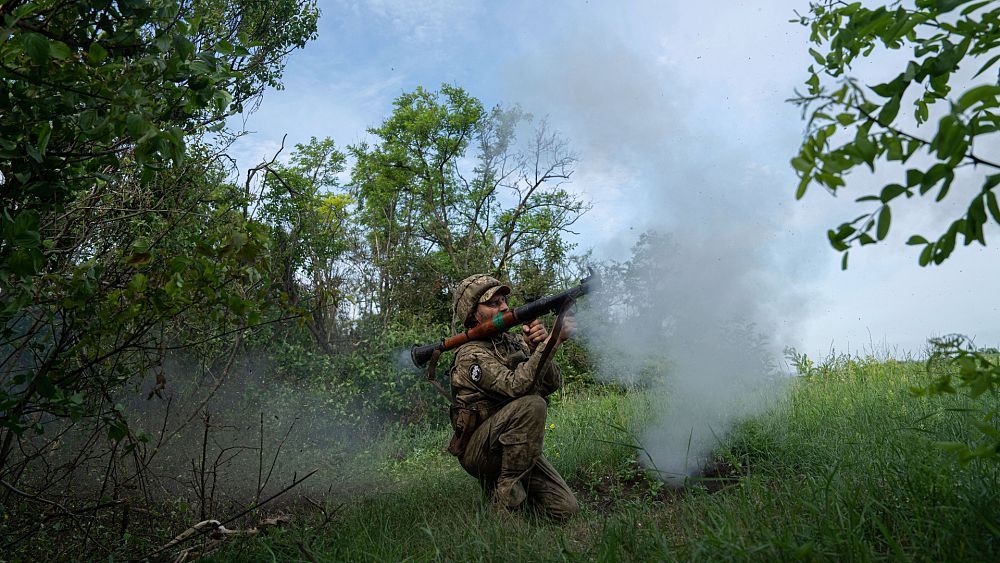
[206,355,998,562]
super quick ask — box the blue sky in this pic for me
[230,0,1000,359]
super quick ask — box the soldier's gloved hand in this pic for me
[522,318,548,352]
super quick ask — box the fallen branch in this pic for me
[143,469,317,561]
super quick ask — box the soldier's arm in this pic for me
[537,361,562,396]
[516,336,561,396]
[454,343,559,399]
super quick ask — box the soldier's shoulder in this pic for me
[454,340,492,363]
[502,332,529,352]
[452,342,492,387]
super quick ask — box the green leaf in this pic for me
[935,0,975,13]
[87,42,108,64]
[37,122,52,156]
[841,251,849,271]
[870,77,905,98]
[48,40,71,60]
[108,422,128,442]
[935,172,954,202]
[126,114,149,138]
[128,273,148,293]
[907,235,929,245]
[960,0,993,15]
[885,135,904,161]
[25,144,42,163]
[970,194,988,223]
[956,85,1000,111]
[854,132,877,168]
[920,163,949,194]
[880,184,907,202]
[795,174,810,200]
[985,174,1000,191]
[918,243,933,266]
[9,211,41,247]
[876,206,891,240]
[973,53,1000,79]
[986,190,1000,224]
[878,96,902,125]
[836,113,856,125]
[806,73,820,93]
[22,32,49,65]
[791,156,811,173]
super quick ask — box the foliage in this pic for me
[255,137,356,354]
[329,317,454,425]
[914,334,1000,463]
[791,0,1000,269]
[0,2,318,554]
[350,85,589,328]
[784,346,818,376]
[552,339,599,387]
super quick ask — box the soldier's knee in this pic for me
[514,395,546,422]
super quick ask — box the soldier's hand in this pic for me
[558,313,576,343]
[522,318,548,351]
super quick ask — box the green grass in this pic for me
[207,357,999,562]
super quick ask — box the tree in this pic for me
[350,85,589,327]
[350,85,485,325]
[0,0,318,473]
[790,0,1000,270]
[256,137,356,354]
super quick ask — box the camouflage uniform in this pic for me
[447,275,579,521]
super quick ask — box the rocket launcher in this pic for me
[410,269,598,369]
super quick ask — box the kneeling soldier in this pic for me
[447,274,579,521]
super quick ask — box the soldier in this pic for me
[447,274,579,521]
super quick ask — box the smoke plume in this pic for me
[507,25,811,484]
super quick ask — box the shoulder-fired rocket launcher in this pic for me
[410,269,598,369]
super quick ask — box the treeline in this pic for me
[256,85,590,360]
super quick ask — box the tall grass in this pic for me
[210,356,998,562]
[673,355,999,560]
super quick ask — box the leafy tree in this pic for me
[0,0,317,473]
[791,0,1000,269]
[256,137,356,354]
[351,85,589,327]
[350,85,484,325]
[474,106,586,300]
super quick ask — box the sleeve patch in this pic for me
[470,364,482,382]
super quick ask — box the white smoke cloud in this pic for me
[504,11,809,484]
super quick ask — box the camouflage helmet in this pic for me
[452,274,511,330]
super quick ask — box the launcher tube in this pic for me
[410,270,596,368]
